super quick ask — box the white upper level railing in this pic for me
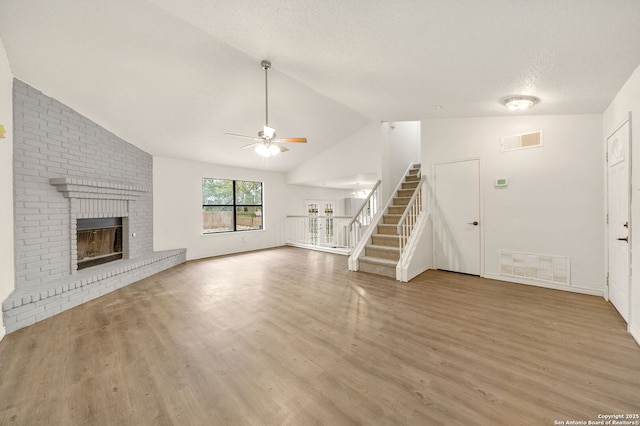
[347,180,382,249]
[397,175,427,258]
[286,215,353,251]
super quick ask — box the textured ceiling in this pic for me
[1,0,640,174]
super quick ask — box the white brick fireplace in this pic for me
[2,80,185,333]
[50,177,149,272]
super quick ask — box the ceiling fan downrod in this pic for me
[262,60,271,128]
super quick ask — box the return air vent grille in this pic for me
[500,250,570,285]
[501,131,543,152]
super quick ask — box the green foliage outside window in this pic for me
[202,178,233,205]
[202,178,263,233]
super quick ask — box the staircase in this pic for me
[358,164,421,278]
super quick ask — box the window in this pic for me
[202,178,263,233]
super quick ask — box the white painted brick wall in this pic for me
[5,79,186,333]
[13,80,154,286]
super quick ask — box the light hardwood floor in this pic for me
[1,246,639,425]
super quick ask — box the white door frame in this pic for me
[431,157,484,277]
[305,199,337,247]
[605,113,632,326]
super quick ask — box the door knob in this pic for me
[468,221,479,226]
[618,237,629,242]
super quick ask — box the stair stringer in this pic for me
[396,209,432,282]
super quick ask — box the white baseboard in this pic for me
[0,325,5,342]
[483,273,604,297]
[630,322,640,347]
[285,242,351,256]
[401,265,431,283]
[186,244,284,261]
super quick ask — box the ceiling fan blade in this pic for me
[275,137,307,143]
[240,142,260,149]
[225,132,261,141]
[274,143,289,153]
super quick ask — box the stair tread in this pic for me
[366,244,400,252]
[372,234,399,239]
[359,256,398,266]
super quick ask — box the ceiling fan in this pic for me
[225,60,307,157]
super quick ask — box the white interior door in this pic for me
[434,159,481,275]
[607,121,631,323]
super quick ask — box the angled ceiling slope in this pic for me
[0,0,369,172]
[149,0,640,119]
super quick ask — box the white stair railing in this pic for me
[347,180,382,249]
[397,175,427,257]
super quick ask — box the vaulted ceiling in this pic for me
[1,0,640,172]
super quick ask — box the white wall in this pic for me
[381,121,421,200]
[422,115,604,294]
[603,63,640,344]
[0,38,14,340]
[287,122,381,186]
[153,156,351,261]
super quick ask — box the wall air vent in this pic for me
[500,250,570,285]
[500,131,543,152]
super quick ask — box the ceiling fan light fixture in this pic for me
[255,143,280,157]
[503,95,539,111]
[263,125,276,139]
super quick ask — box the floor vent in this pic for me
[501,131,543,152]
[500,250,570,285]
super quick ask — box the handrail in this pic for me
[397,175,427,256]
[346,179,382,249]
[396,174,426,234]
[348,180,382,228]
[396,203,431,282]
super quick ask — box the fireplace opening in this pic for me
[77,217,123,270]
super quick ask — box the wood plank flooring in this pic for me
[1,246,639,425]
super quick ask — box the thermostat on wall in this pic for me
[495,178,509,187]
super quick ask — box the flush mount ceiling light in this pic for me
[503,96,539,111]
